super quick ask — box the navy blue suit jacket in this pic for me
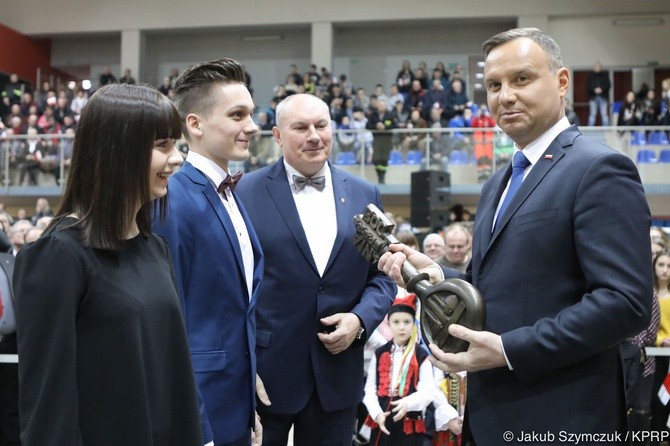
[153,161,264,445]
[236,159,396,413]
[448,126,652,444]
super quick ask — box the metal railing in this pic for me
[2,126,669,195]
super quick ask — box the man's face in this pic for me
[444,230,470,265]
[191,83,257,171]
[484,37,569,148]
[273,95,332,177]
[423,235,446,261]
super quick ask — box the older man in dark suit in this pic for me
[379,28,652,445]
[237,93,395,446]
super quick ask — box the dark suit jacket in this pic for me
[452,125,652,444]
[153,162,264,445]
[236,159,395,413]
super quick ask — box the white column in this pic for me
[517,15,549,31]
[311,22,333,73]
[121,29,145,83]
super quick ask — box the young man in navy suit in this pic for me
[153,59,265,446]
[379,28,652,445]
[236,94,396,446]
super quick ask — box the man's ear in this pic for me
[186,114,202,137]
[272,126,281,146]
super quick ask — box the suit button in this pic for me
[318,285,325,293]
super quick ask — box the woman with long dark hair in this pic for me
[14,84,202,445]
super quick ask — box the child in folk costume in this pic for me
[363,294,435,446]
[432,369,465,446]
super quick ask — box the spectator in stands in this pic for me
[432,68,450,91]
[17,127,44,186]
[387,84,405,112]
[351,108,373,163]
[404,79,426,113]
[660,78,670,127]
[617,91,641,128]
[287,64,303,86]
[426,106,448,128]
[337,115,357,155]
[401,109,428,159]
[442,223,471,273]
[70,89,89,121]
[98,66,117,86]
[422,233,447,266]
[353,88,370,115]
[19,92,37,118]
[396,60,415,95]
[451,70,467,92]
[53,97,74,126]
[34,82,52,112]
[640,89,662,126]
[30,198,53,226]
[374,84,388,108]
[586,62,611,126]
[157,76,172,97]
[445,79,470,119]
[8,220,33,255]
[23,227,43,244]
[2,74,24,109]
[367,98,396,184]
[651,250,670,434]
[119,68,136,85]
[423,79,449,119]
[414,66,429,90]
[428,122,451,171]
[306,64,320,84]
[301,73,315,95]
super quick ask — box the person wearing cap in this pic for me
[361,294,435,446]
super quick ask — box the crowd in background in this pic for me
[2,60,669,189]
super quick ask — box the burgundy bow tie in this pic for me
[217,171,243,194]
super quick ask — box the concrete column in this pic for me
[311,22,333,73]
[517,15,549,32]
[120,29,145,83]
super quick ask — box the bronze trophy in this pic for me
[353,204,485,353]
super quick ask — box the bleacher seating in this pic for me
[631,130,647,146]
[659,149,670,163]
[388,150,404,165]
[649,131,670,145]
[450,150,469,164]
[406,150,423,165]
[637,149,658,163]
[336,151,356,165]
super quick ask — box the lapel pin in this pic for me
[340,197,345,203]
[544,154,554,160]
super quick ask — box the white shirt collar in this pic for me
[513,116,570,165]
[186,150,234,188]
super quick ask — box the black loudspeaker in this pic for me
[411,171,451,228]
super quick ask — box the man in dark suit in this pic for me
[236,93,395,446]
[0,252,18,446]
[379,28,652,445]
[153,59,265,446]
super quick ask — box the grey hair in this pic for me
[275,93,330,127]
[482,27,563,72]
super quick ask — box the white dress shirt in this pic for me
[492,116,571,229]
[186,151,254,300]
[284,160,337,277]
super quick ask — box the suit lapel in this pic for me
[486,127,576,250]
[323,163,351,274]
[264,160,320,274]
[181,162,248,289]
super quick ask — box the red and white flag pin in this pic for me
[544,154,554,160]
